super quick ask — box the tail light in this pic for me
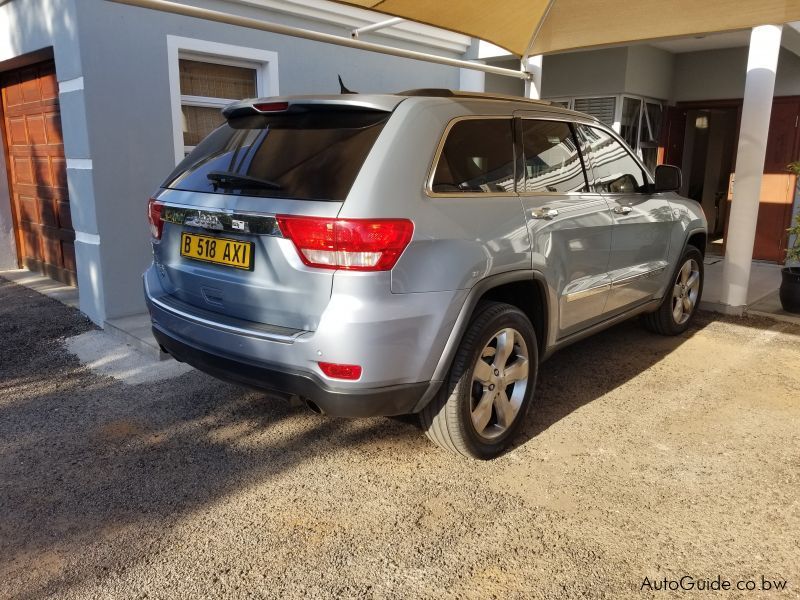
[148,198,164,240]
[276,216,413,271]
[318,362,362,380]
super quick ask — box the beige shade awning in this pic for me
[336,0,800,56]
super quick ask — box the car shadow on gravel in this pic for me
[509,312,715,453]
[0,278,424,598]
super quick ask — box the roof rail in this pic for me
[398,89,551,106]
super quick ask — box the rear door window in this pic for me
[520,119,588,193]
[431,118,515,194]
[164,110,390,201]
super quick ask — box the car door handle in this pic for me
[531,207,559,220]
[613,206,632,215]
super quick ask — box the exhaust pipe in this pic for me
[304,399,324,415]
[289,394,324,414]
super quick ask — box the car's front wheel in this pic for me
[420,301,538,459]
[642,245,704,335]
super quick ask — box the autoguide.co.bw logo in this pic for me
[641,575,788,593]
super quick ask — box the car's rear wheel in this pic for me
[420,301,538,459]
[642,245,704,336]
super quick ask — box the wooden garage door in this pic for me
[0,60,76,285]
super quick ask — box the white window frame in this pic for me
[547,94,664,153]
[568,95,619,130]
[166,35,279,164]
[619,95,664,161]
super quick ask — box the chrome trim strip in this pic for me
[564,282,611,303]
[425,115,518,199]
[610,266,667,289]
[158,202,281,236]
[145,279,304,344]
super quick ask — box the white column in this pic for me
[721,24,783,309]
[523,55,543,99]
[459,63,485,92]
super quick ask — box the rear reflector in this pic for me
[276,215,413,271]
[318,362,362,380]
[148,198,164,240]
[252,101,289,112]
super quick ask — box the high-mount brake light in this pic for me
[252,101,290,112]
[147,198,164,240]
[276,216,414,272]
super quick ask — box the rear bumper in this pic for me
[153,326,428,417]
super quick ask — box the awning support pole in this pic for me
[522,55,543,99]
[106,0,532,80]
[721,24,783,311]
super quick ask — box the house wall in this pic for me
[1,0,463,324]
[624,46,674,100]
[484,58,525,97]
[671,47,800,102]
[0,0,103,311]
[541,48,628,98]
[541,46,673,101]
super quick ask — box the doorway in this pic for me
[0,59,76,285]
[679,106,739,255]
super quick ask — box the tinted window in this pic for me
[520,120,588,193]
[432,119,515,193]
[578,125,649,194]
[164,110,389,201]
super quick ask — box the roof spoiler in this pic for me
[222,97,398,120]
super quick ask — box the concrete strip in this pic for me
[0,269,79,309]
[64,330,193,385]
[105,313,168,361]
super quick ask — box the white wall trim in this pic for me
[66,158,93,170]
[230,0,470,54]
[166,35,279,165]
[58,77,85,94]
[75,231,101,245]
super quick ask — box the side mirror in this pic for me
[655,164,682,193]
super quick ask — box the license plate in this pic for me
[180,232,254,270]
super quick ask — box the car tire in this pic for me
[420,301,538,459]
[642,245,704,336]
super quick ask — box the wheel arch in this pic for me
[686,229,707,257]
[412,270,550,412]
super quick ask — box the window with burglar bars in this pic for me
[573,97,617,127]
[179,58,258,152]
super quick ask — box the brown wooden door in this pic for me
[0,60,76,285]
[753,98,800,262]
[658,106,687,167]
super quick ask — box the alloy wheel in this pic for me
[672,258,701,325]
[470,327,529,440]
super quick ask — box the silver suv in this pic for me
[144,90,707,459]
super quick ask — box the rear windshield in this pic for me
[163,110,390,201]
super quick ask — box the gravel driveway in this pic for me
[1,276,798,599]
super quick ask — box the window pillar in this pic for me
[721,24,782,310]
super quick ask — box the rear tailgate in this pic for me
[150,100,398,332]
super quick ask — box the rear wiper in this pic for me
[206,171,282,190]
